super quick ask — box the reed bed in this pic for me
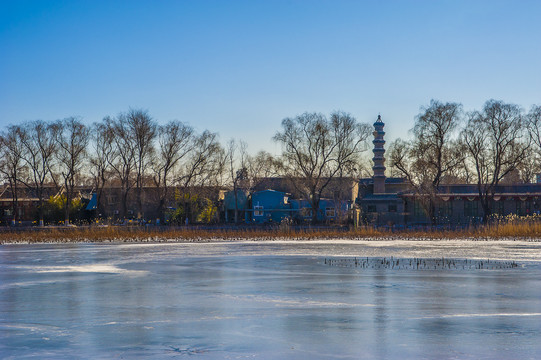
[0,226,380,244]
[1,216,541,244]
[323,257,519,270]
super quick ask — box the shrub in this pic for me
[43,195,86,224]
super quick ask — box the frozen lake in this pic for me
[1,240,541,359]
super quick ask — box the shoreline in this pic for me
[3,236,541,245]
[2,226,541,245]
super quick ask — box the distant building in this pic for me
[358,116,541,226]
[251,189,292,223]
[222,177,358,224]
[0,183,226,225]
[223,190,249,223]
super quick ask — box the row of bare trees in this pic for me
[389,100,541,223]
[1,107,372,225]
[0,110,229,225]
[0,118,88,225]
[2,101,540,226]
[0,109,295,225]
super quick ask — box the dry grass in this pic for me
[2,215,541,244]
[0,226,380,244]
[469,214,541,239]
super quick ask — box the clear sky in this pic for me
[1,0,540,153]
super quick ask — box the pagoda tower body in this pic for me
[372,115,386,194]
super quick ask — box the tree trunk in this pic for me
[96,171,107,221]
[429,198,436,225]
[311,196,319,223]
[10,180,18,226]
[121,188,129,220]
[234,189,239,223]
[481,197,491,224]
[64,190,71,226]
[137,182,143,219]
[157,185,168,225]
[96,190,102,220]
[38,187,44,227]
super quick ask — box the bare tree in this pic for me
[18,121,57,226]
[102,110,156,221]
[226,139,248,223]
[461,100,529,222]
[53,117,89,225]
[516,146,540,183]
[175,130,225,223]
[247,151,280,179]
[152,120,194,223]
[273,111,371,223]
[89,120,115,217]
[389,100,464,223]
[177,130,225,189]
[522,105,541,183]
[0,126,27,225]
[106,115,136,219]
[526,104,541,150]
[125,109,157,219]
[244,150,281,194]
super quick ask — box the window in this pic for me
[413,201,424,217]
[534,201,541,215]
[388,204,397,213]
[464,201,478,217]
[492,201,504,215]
[438,201,452,218]
[325,207,335,218]
[516,201,523,216]
[301,207,313,218]
[516,200,530,216]
[367,205,376,213]
[254,205,264,216]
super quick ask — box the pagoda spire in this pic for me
[372,115,386,194]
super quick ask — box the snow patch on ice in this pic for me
[0,323,69,336]
[19,264,147,275]
[0,279,71,290]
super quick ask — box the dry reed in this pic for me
[2,216,541,244]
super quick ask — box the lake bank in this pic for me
[2,223,541,244]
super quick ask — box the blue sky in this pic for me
[1,0,540,153]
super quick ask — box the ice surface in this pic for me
[1,240,541,359]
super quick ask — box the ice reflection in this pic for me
[0,242,540,359]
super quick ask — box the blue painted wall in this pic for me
[290,198,350,222]
[224,189,351,223]
[251,190,292,223]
